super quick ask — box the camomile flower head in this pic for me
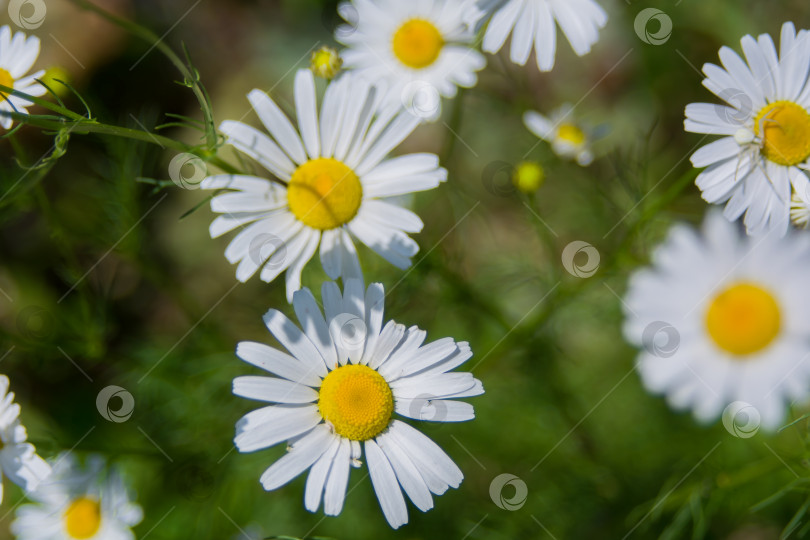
[685,21,810,237]
[524,104,595,166]
[0,375,51,502]
[477,0,607,71]
[0,25,46,129]
[311,46,343,80]
[790,190,810,228]
[201,69,447,301]
[623,211,810,430]
[231,279,483,528]
[335,0,486,122]
[11,453,143,540]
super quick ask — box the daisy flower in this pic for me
[201,69,447,301]
[623,211,810,430]
[335,0,486,121]
[524,104,595,166]
[685,22,810,237]
[478,0,608,71]
[11,453,143,540]
[232,279,483,528]
[0,25,46,129]
[0,375,51,502]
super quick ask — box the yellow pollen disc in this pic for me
[557,124,586,146]
[64,497,102,539]
[754,100,810,166]
[392,19,444,69]
[0,68,14,101]
[318,365,394,441]
[287,158,363,231]
[706,283,781,356]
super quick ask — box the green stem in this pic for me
[67,0,218,149]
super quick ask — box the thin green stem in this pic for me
[68,0,218,149]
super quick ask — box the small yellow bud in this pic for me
[310,46,343,80]
[512,161,545,193]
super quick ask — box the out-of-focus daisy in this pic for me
[0,25,46,129]
[201,69,447,301]
[232,279,483,528]
[0,375,51,502]
[335,0,486,121]
[524,104,595,166]
[685,22,810,237]
[11,453,143,540]
[477,0,607,71]
[623,211,810,430]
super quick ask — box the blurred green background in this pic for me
[2,0,810,538]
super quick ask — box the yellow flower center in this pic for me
[706,283,781,356]
[754,101,810,166]
[557,124,586,146]
[392,19,444,69]
[64,497,102,539]
[512,161,545,193]
[310,46,343,80]
[287,158,363,230]
[0,68,14,101]
[318,364,394,441]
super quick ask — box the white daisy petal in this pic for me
[365,439,408,529]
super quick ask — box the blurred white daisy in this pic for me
[202,69,447,301]
[524,104,594,166]
[623,211,810,430]
[685,21,810,237]
[790,191,810,228]
[0,375,51,502]
[335,0,486,121]
[478,0,607,71]
[232,279,483,528]
[0,25,46,130]
[12,453,142,540]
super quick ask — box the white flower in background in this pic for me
[11,453,143,540]
[478,0,608,71]
[335,0,486,121]
[623,211,810,430]
[202,69,447,301]
[685,21,810,237]
[232,279,483,528]
[524,104,595,165]
[0,25,46,129]
[790,190,810,228]
[0,375,51,502]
